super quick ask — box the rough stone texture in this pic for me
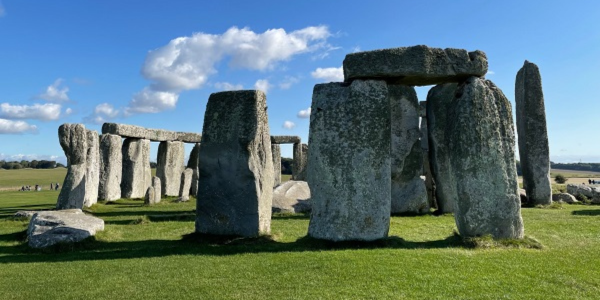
[343,45,488,86]
[152,177,161,204]
[448,77,524,239]
[418,100,427,118]
[566,184,600,203]
[272,180,311,213]
[178,168,194,201]
[270,136,300,144]
[552,193,578,204]
[427,83,459,213]
[272,144,282,187]
[295,143,308,181]
[187,143,201,197]
[144,186,156,205]
[27,209,104,248]
[390,85,428,214]
[121,138,152,199]
[292,142,303,180]
[157,141,185,196]
[84,129,100,207]
[102,122,202,143]
[14,211,37,218]
[420,117,436,210]
[56,124,88,210]
[516,61,552,205]
[307,80,391,241]
[99,134,122,201]
[196,90,273,237]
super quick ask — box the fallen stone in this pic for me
[272,180,311,213]
[307,80,391,241]
[99,134,122,201]
[14,211,38,218]
[343,45,488,86]
[178,168,194,202]
[27,209,104,248]
[121,138,152,199]
[552,193,578,204]
[270,136,300,144]
[102,123,202,143]
[566,184,600,203]
[272,144,282,187]
[516,60,552,205]
[196,90,273,237]
[84,129,100,207]
[157,141,185,196]
[56,124,88,210]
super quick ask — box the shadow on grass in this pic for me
[572,210,600,216]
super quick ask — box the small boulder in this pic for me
[272,180,311,213]
[552,193,578,204]
[144,186,156,205]
[27,209,104,248]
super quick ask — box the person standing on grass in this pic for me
[55,183,60,190]
[50,183,53,190]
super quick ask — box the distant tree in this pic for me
[281,157,293,175]
[554,174,568,184]
[56,163,66,168]
[150,162,157,168]
[30,160,39,169]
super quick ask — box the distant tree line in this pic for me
[281,157,293,175]
[550,162,600,173]
[0,160,64,170]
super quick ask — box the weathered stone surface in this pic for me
[427,83,459,213]
[270,135,300,144]
[157,141,185,196]
[14,211,37,218]
[272,144,282,187]
[144,186,156,205]
[552,193,578,204]
[295,143,308,181]
[390,85,428,214]
[27,209,104,248]
[121,138,151,199]
[292,142,303,180]
[152,176,161,204]
[420,118,436,210]
[187,143,200,197]
[272,180,311,213]
[102,123,202,143]
[196,90,273,237]
[56,124,88,210]
[448,77,523,239]
[516,61,552,205]
[566,184,600,203]
[343,45,488,86]
[84,129,99,207]
[99,134,122,201]
[418,100,427,118]
[178,168,194,202]
[307,80,391,241]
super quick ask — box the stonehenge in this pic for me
[178,168,193,202]
[57,124,95,209]
[99,134,122,201]
[187,143,200,197]
[156,141,185,196]
[271,144,282,187]
[270,135,304,182]
[121,138,152,199]
[84,129,100,207]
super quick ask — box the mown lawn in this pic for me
[1,189,600,299]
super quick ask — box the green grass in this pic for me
[0,168,67,191]
[1,190,600,299]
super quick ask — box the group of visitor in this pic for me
[18,183,60,191]
[588,179,598,185]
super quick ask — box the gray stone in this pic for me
[307,80,391,241]
[390,85,428,214]
[448,77,524,239]
[178,168,194,202]
[196,90,273,237]
[187,143,200,197]
[152,176,161,204]
[27,209,104,248]
[343,45,488,86]
[295,143,308,181]
[14,211,37,218]
[420,118,436,210]
[272,144,282,187]
[144,186,156,205]
[566,184,600,203]
[84,129,99,207]
[272,180,311,213]
[292,142,303,180]
[552,193,578,204]
[101,122,202,143]
[427,83,459,213]
[99,134,122,201]
[516,61,552,205]
[157,141,185,196]
[121,138,152,199]
[56,124,88,210]
[270,136,300,144]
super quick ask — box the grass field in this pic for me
[1,188,600,299]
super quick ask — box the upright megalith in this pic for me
[157,141,185,196]
[389,85,428,214]
[56,124,88,209]
[307,80,391,241]
[272,144,282,187]
[448,77,523,239]
[426,83,459,213]
[516,61,551,205]
[178,168,193,202]
[187,143,201,197]
[121,138,151,199]
[292,142,303,180]
[84,130,100,207]
[196,90,273,237]
[152,176,161,204]
[295,143,308,181]
[419,111,436,210]
[99,134,122,201]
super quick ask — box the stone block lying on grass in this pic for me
[272,180,311,213]
[552,193,578,204]
[27,209,104,248]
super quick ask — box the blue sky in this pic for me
[0,1,599,164]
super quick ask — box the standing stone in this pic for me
[187,143,201,197]
[292,142,303,180]
[420,116,436,210]
[308,80,390,241]
[56,124,88,210]
[84,129,99,207]
[99,134,122,201]
[272,144,282,187]
[144,186,156,205]
[427,83,459,213]
[389,85,428,214]
[516,61,552,205]
[448,77,524,239]
[152,176,161,204]
[178,168,194,201]
[196,90,273,237]
[157,141,185,196]
[298,143,308,181]
[121,138,151,199]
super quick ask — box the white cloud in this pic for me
[0,103,62,121]
[297,107,311,118]
[64,108,73,115]
[84,103,120,124]
[311,66,343,82]
[486,70,495,76]
[0,119,38,134]
[254,79,271,93]
[214,82,243,91]
[36,79,70,102]
[125,87,178,115]
[283,121,295,130]
[279,76,300,90]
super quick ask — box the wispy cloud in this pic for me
[311,66,343,82]
[0,103,62,121]
[486,70,495,76]
[0,119,38,134]
[214,82,243,91]
[83,103,120,124]
[297,107,311,118]
[35,79,70,103]
[254,79,271,94]
[283,121,295,130]
[279,76,300,90]
[0,1,5,17]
